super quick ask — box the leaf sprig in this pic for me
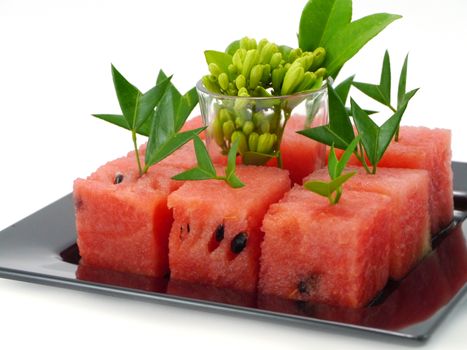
[172,136,245,188]
[303,136,360,204]
[298,0,401,78]
[93,66,205,176]
[352,51,418,141]
[298,51,417,174]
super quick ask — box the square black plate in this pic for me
[1,163,466,343]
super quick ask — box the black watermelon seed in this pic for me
[230,232,248,254]
[187,224,190,233]
[215,224,225,242]
[297,280,309,294]
[114,173,124,184]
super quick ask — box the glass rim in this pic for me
[195,78,330,101]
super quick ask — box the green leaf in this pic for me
[172,167,216,181]
[226,140,245,188]
[304,171,356,198]
[204,50,233,76]
[111,64,141,128]
[353,51,391,106]
[334,75,355,103]
[352,82,388,105]
[304,180,333,197]
[242,151,275,166]
[350,99,379,165]
[380,50,391,105]
[298,125,349,150]
[398,55,409,109]
[299,0,352,51]
[225,40,240,56]
[328,81,355,144]
[135,77,172,130]
[145,127,205,169]
[336,135,361,176]
[92,114,130,131]
[377,108,405,161]
[193,135,216,175]
[327,145,339,179]
[175,87,199,132]
[324,13,402,78]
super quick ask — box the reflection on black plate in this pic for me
[1,162,467,343]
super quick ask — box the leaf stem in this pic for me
[132,129,143,176]
[353,147,372,174]
[387,104,400,142]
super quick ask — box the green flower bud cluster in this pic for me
[202,37,327,97]
[211,107,280,156]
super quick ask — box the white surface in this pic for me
[0,0,466,349]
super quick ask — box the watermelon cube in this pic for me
[167,166,291,292]
[306,167,431,280]
[74,156,186,277]
[259,186,391,308]
[337,126,453,234]
[378,127,453,233]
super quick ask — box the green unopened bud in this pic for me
[249,64,264,89]
[314,67,327,78]
[297,52,314,71]
[253,86,272,97]
[237,87,250,97]
[211,117,224,147]
[296,71,317,92]
[253,112,264,127]
[257,38,269,52]
[231,131,248,154]
[310,47,326,71]
[227,82,238,96]
[219,108,233,123]
[288,48,302,63]
[209,63,222,77]
[242,121,254,136]
[272,67,286,93]
[240,37,250,50]
[248,132,259,152]
[202,75,221,93]
[281,66,305,95]
[242,49,259,78]
[228,64,237,75]
[249,38,257,50]
[222,120,235,140]
[257,133,275,154]
[233,49,246,71]
[218,73,229,91]
[234,75,245,90]
[259,42,275,64]
[270,52,282,69]
[260,120,270,133]
[261,64,271,83]
[235,116,245,129]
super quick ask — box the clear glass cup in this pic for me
[196,80,329,166]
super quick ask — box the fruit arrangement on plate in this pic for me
[73,0,453,309]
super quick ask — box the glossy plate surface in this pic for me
[1,162,466,343]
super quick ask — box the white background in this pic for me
[0,0,466,349]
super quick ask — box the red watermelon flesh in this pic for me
[259,185,391,308]
[335,126,453,234]
[305,167,431,280]
[167,166,291,292]
[74,156,181,277]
